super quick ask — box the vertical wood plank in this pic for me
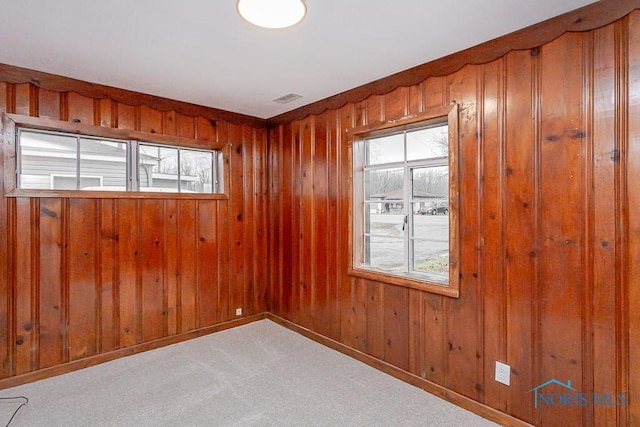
[242,126,256,316]
[14,198,36,374]
[280,123,294,320]
[408,83,424,116]
[196,116,215,146]
[313,112,330,337]
[365,95,384,124]
[37,198,63,369]
[197,200,218,327]
[99,200,117,352]
[38,89,61,120]
[228,124,245,319]
[176,113,195,139]
[625,11,640,426]
[253,126,269,314]
[217,199,230,323]
[504,49,536,423]
[365,280,384,360]
[351,278,368,354]
[300,117,313,329]
[67,93,94,125]
[117,103,137,130]
[14,83,32,116]
[216,122,230,322]
[96,99,114,128]
[325,109,341,341]
[0,83,7,114]
[589,23,619,427]
[383,285,409,371]
[407,289,424,378]
[480,59,507,410]
[537,33,585,426]
[165,199,179,336]
[116,199,139,347]
[446,65,482,401]
[67,199,98,361]
[140,199,165,342]
[139,105,163,134]
[178,200,197,332]
[0,193,9,378]
[384,86,409,121]
[268,126,283,317]
[163,111,177,136]
[338,105,355,346]
[423,293,446,385]
[424,76,447,110]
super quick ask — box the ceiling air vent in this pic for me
[273,93,303,104]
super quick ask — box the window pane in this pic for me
[139,145,179,192]
[411,164,449,278]
[365,168,403,201]
[412,238,449,276]
[406,125,448,161]
[366,205,405,236]
[79,138,127,191]
[365,236,404,272]
[412,166,448,201]
[180,149,213,193]
[366,133,404,165]
[19,131,77,189]
[412,199,448,276]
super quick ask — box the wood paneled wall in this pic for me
[0,81,269,382]
[268,12,640,427]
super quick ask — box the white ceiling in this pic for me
[0,0,597,119]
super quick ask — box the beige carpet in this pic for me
[0,320,499,426]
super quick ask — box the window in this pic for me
[351,105,459,296]
[16,127,223,194]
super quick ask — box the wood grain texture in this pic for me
[268,11,640,426]
[0,3,639,427]
[0,73,267,386]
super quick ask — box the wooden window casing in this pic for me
[349,104,460,297]
[2,113,230,200]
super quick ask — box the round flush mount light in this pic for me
[237,0,307,29]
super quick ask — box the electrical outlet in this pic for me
[495,361,511,386]
[235,308,242,316]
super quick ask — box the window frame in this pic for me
[348,104,459,297]
[1,113,229,199]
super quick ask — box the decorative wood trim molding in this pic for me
[5,113,228,150]
[0,313,267,390]
[266,313,534,427]
[268,0,640,125]
[0,64,267,129]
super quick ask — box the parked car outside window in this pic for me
[419,202,448,215]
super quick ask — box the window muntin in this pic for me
[16,128,222,194]
[354,118,453,288]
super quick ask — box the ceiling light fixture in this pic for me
[237,0,307,29]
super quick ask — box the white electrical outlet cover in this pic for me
[236,308,242,316]
[495,361,511,386]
